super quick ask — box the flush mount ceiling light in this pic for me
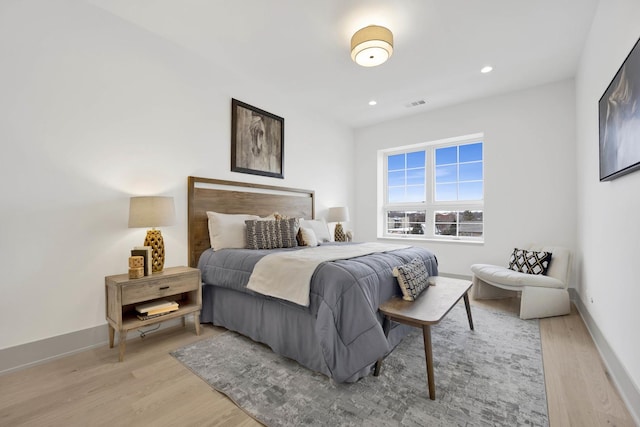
[481,65,493,73]
[350,25,393,67]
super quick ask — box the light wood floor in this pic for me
[0,297,635,426]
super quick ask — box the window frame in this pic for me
[379,133,484,242]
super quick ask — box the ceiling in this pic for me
[90,0,599,129]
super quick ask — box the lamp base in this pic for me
[144,229,165,272]
[334,223,346,242]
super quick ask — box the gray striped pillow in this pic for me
[245,218,299,250]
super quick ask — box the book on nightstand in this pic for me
[137,311,175,321]
[135,300,179,314]
[131,246,152,276]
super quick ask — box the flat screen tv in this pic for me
[599,36,640,181]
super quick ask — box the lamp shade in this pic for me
[327,207,350,223]
[350,25,393,67]
[128,196,176,228]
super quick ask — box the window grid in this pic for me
[387,151,426,204]
[381,137,484,242]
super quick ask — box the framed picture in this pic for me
[599,36,640,181]
[231,98,284,179]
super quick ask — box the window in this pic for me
[387,150,426,204]
[380,134,484,241]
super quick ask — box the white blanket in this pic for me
[246,242,410,306]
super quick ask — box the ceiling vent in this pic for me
[405,99,426,108]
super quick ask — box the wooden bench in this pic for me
[374,276,474,400]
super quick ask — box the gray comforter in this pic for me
[198,243,438,382]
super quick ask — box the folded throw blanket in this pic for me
[246,242,410,306]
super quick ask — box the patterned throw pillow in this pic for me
[508,248,552,275]
[392,257,430,301]
[273,212,302,235]
[245,218,299,250]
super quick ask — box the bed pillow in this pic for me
[507,248,552,275]
[299,218,331,242]
[273,212,302,234]
[259,213,277,221]
[206,211,260,250]
[298,227,319,247]
[245,218,299,250]
[392,257,430,301]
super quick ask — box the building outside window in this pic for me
[380,133,484,242]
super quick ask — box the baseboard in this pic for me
[439,272,471,280]
[0,318,183,375]
[569,289,640,426]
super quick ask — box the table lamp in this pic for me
[327,207,350,242]
[128,196,176,272]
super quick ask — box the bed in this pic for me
[187,176,439,382]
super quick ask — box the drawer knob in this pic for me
[159,286,170,290]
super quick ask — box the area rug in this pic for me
[171,304,548,426]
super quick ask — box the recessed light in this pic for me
[369,100,377,106]
[481,66,493,74]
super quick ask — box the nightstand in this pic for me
[105,266,201,361]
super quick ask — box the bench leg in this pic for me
[374,316,391,376]
[373,358,382,376]
[463,293,474,330]
[423,325,435,400]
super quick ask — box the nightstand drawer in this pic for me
[121,272,198,305]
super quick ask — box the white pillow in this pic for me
[299,227,319,247]
[206,211,260,250]
[299,218,331,242]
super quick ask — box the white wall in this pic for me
[0,0,353,350]
[575,0,640,409]
[354,80,577,278]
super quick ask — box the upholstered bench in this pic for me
[471,245,571,320]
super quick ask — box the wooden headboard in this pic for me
[187,176,315,267]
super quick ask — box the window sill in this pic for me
[377,235,484,245]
